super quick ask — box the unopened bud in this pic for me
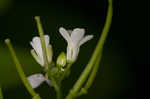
[56,52,67,68]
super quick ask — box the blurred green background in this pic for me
[0,0,136,99]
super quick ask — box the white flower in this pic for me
[27,74,50,88]
[59,27,93,62]
[30,35,53,66]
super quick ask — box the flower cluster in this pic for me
[27,27,93,88]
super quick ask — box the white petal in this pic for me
[67,46,72,61]
[30,36,43,63]
[27,74,46,88]
[59,27,72,43]
[72,47,79,62]
[44,35,50,46]
[71,28,85,46]
[79,35,93,46]
[30,35,50,65]
[31,49,44,66]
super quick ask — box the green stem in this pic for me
[76,53,102,96]
[47,70,62,99]
[5,39,40,98]
[65,0,113,99]
[78,52,102,96]
[55,85,62,99]
[51,77,62,99]
[0,87,3,99]
[84,52,102,90]
[35,16,49,69]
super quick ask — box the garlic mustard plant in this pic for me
[4,0,113,99]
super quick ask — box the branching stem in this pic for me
[65,0,113,99]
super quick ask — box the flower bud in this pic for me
[56,52,67,68]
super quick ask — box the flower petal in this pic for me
[30,35,50,66]
[27,74,46,88]
[72,47,79,62]
[59,27,71,43]
[30,36,43,62]
[31,49,44,66]
[79,35,93,46]
[71,28,85,46]
[67,46,72,61]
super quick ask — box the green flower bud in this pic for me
[56,52,67,68]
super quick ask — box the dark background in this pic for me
[0,0,137,99]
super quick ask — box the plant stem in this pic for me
[55,85,62,99]
[76,54,102,96]
[35,16,49,69]
[0,87,3,99]
[65,0,113,99]
[5,39,40,98]
[47,70,62,99]
[84,52,102,90]
[52,78,62,99]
